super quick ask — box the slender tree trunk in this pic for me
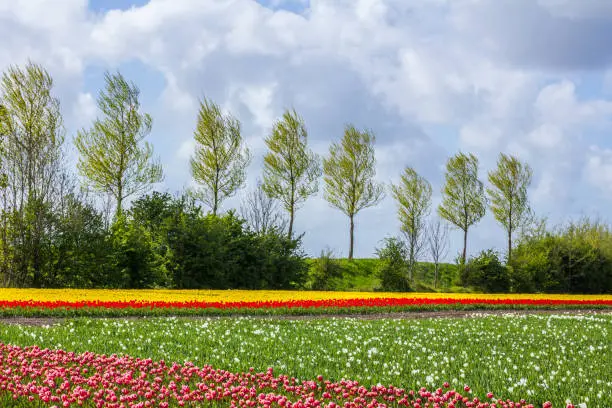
[408,235,415,282]
[116,181,123,218]
[462,228,468,265]
[287,205,294,239]
[434,263,439,288]
[348,213,355,260]
[116,196,122,218]
[507,227,512,265]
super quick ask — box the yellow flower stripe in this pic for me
[0,288,609,303]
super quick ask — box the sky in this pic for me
[2,0,612,261]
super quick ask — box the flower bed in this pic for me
[0,289,610,317]
[0,342,552,408]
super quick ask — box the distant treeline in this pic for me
[0,61,610,293]
[319,218,611,294]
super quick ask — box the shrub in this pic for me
[463,249,510,293]
[308,248,345,290]
[375,237,410,292]
[511,218,612,294]
[123,193,309,290]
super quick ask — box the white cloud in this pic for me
[585,145,612,196]
[527,124,565,149]
[3,0,612,258]
[71,91,97,128]
[176,139,195,160]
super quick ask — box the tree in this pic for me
[74,71,163,217]
[438,152,486,265]
[323,124,384,260]
[390,167,432,281]
[427,218,449,288]
[262,109,320,238]
[0,61,66,287]
[487,153,533,264]
[190,97,251,215]
[240,179,288,235]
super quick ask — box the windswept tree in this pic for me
[428,218,449,288]
[487,153,533,264]
[262,109,320,238]
[0,104,7,187]
[438,152,486,265]
[390,167,432,281]
[240,179,288,235]
[323,124,384,260]
[190,97,251,215]
[75,71,163,216]
[0,103,7,136]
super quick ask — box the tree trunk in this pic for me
[213,185,218,216]
[462,228,468,265]
[507,227,512,265]
[434,262,439,288]
[348,214,355,260]
[116,183,123,218]
[287,206,294,239]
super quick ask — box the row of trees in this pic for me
[0,62,311,288]
[0,62,536,267]
[3,61,606,293]
[188,103,385,260]
[390,152,533,287]
[63,68,384,260]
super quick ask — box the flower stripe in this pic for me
[0,297,610,310]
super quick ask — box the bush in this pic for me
[308,248,345,290]
[375,237,410,292]
[123,193,309,290]
[463,249,510,293]
[511,218,612,294]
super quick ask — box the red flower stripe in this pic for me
[0,297,610,310]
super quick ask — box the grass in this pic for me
[1,313,610,407]
[306,257,459,291]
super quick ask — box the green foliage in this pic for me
[262,109,321,238]
[123,192,308,290]
[75,71,163,215]
[375,237,410,292]
[308,248,345,290]
[323,124,384,259]
[438,152,486,265]
[487,153,533,263]
[511,218,612,293]
[44,195,111,288]
[415,261,459,289]
[190,97,251,215]
[109,215,164,289]
[0,61,65,287]
[461,249,510,293]
[390,167,431,281]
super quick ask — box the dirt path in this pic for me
[0,309,609,327]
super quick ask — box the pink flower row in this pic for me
[0,342,558,408]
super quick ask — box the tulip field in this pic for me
[0,290,610,407]
[0,289,610,317]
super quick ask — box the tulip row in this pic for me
[2,289,609,303]
[0,342,556,408]
[0,296,610,317]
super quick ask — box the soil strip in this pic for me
[0,309,609,327]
